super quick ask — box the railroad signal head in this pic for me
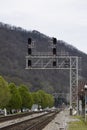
[53,37,57,45]
[53,61,56,67]
[28,38,32,44]
[53,48,56,55]
[28,60,32,67]
[28,48,32,55]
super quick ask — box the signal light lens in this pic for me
[28,60,32,67]
[28,48,32,55]
[53,37,57,44]
[53,48,56,55]
[28,38,32,44]
[53,61,56,67]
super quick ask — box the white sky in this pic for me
[0,0,87,53]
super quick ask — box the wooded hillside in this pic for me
[0,22,87,93]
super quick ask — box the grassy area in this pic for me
[68,116,87,130]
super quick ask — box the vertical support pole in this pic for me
[76,57,79,115]
[26,57,28,69]
[70,57,72,115]
[85,92,86,122]
[41,58,43,68]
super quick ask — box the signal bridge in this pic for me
[25,37,81,114]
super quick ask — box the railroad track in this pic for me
[0,111,58,130]
[0,111,43,123]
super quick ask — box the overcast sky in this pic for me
[0,0,87,53]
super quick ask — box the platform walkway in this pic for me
[42,109,79,130]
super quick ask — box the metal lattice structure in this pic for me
[25,38,80,112]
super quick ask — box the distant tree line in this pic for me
[0,22,27,33]
[0,76,54,113]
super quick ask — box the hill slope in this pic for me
[0,22,87,93]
